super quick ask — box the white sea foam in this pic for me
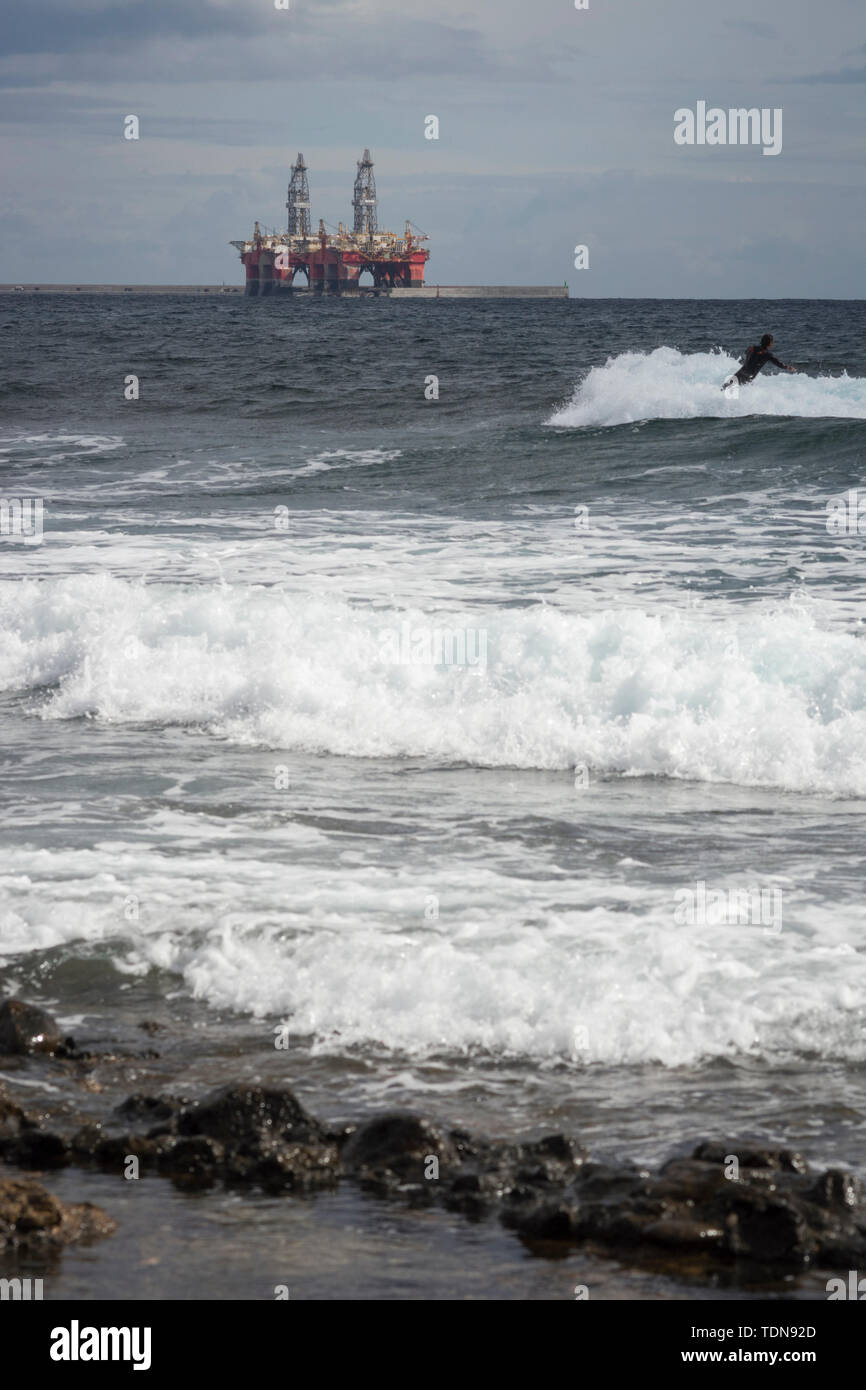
[0,433,125,461]
[291,447,402,477]
[1,841,864,1066]
[2,573,866,794]
[547,348,866,427]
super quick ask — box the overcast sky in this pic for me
[1,0,863,294]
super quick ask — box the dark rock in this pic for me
[132,1087,345,1194]
[513,1201,580,1241]
[116,1093,185,1126]
[501,1137,866,1271]
[443,1170,490,1217]
[530,1133,587,1164]
[451,1172,482,1193]
[724,1190,808,1264]
[93,1134,164,1171]
[692,1140,808,1175]
[807,1169,861,1209]
[641,1218,727,1251]
[69,1124,103,1157]
[342,1113,459,1180]
[569,1160,644,1197]
[177,1084,324,1146]
[67,1123,167,1172]
[0,1178,116,1252]
[223,1138,340,1194]
[0,1089,36,1142]
[569,1200,656,1250]
[0,999,62,1056]
[159,1136,224,1189]
[4,1129,69,1170]
[443,1189,490,1220]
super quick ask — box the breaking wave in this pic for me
[2,839,865,1066]
[547,347,866,427]
[3,572,866,795]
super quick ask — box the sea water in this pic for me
[1,295,865,1293]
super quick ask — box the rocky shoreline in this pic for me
[1,997,864,1288]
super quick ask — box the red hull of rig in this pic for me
[243,227,429,296]
[232,149,429,296]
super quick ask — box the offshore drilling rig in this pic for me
[231,150,430,295]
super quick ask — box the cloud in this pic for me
[723,20,778,40]
[0,0,570,87]
[791,65,866,84]
[0,0,257,56]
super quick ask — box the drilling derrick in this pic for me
[286,152,311,238]
[233,146,429,295]
[352,148,378,236]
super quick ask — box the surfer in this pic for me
[722,335,797,391]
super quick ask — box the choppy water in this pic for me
[2,296,866,1293]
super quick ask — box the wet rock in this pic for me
[159,1136,225,1190]
[0,1089,36,1142]
[510,1133,587,1184]
[529,1133,587,1165]
[116,1093,185,1127]
[509,1160,646,1240]
[0,1089,68,1168]
[502,1140,866,1270]
[223,1138,340,1194]
[3,1129,70,1170]
[807,1169,861,1209]
[0,999,62,1056]
[69,1124,104,1157]
[0,1178,115,1252]
[442,1171,497,1220]
[65,1123,168,1176]
[177,1084,325,1146]
[512,1201,581,1241]
[93,1134,165,1171]
[692,1140,809,1175]
[640,1219,727,1250]
[724,1189,808,1264]
[342,1113,459,1178]
[103,1087,348,1194]
[446,1132,587,1220]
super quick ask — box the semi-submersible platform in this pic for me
[231,150,430,296]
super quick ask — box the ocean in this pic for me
[2,294,866,1299]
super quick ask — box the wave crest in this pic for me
[547,347,866,427]
[4,573,866,794]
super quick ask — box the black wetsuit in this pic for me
[734,345,790,384]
